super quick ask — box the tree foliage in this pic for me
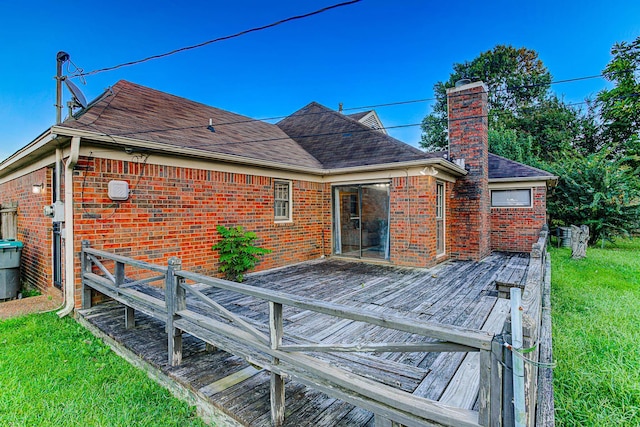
[212,225,271,282]
[488,127,535,164]
[598,35,640,159]
[421,40,640,245]
[505,96,587,161]
[545,149,640,245]
[420,45,552,151]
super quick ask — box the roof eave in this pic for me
[489,176,559,187]
[323,157,467,176]
[52,126,468,176]
[52,126,327,173]
[0,128,58,176]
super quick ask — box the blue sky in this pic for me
[1,0,639,161]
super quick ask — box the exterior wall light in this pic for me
[32,183,44,194]
[420,166,438,176]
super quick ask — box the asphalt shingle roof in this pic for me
[56,80,555,180]
[488,153,556,180]
[59,80,323,169]
[276,102,440,169]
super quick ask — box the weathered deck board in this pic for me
[78,253,525,426]
[438,298,511,408]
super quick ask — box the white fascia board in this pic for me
[489,179,551,189]
[323,158,467,177]
[0,128,56,176]
[52,126,327,174]
[53,126,467,179]
[489,176,558,187]
[0,152,57,184]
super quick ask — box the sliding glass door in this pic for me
[333,183,390,260]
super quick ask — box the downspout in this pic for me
[57,136,80,317]
[55,147,62,202]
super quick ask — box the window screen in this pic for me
[491,189,531,207]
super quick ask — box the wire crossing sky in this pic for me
[1,0,639,161]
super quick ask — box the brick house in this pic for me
[0,80,556,312]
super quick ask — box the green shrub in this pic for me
[212,225,271,282]
[546,149,640,245]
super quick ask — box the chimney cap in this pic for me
[455,78,472,87]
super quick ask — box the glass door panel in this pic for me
[333,183,389,260]
[360,184,389,260]
[335,186,361,257]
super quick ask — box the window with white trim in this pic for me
[436,181,445,255]
[491,189,532,207]
[274,180,292,221]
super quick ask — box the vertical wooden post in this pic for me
[81,240,92,309]
[125,306,135,329]
[511,288,526,427]
[166,257,184,366]
[269,301,285,427]
[478,347,492,426]
[374,416,393,427]
[115,261,125,287]
[488,335,505,426]
[502,331,515,426]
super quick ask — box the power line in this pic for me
[72,0,362,78]
[65,64,639,144]
[69,91,640,154]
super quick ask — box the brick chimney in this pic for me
[447,81,491,261]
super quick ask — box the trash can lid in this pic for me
[0,239,23,248]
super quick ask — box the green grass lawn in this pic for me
[551,238,640,426]
[0,312,207,427]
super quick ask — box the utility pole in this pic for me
[55,51,70,124]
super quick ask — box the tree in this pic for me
[545,149,640,245]
[598,35,640,158]
[420,45,552,151]
[506,95,599,162]
[488,127,535,164]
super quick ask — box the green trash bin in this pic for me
[0,239,23,300]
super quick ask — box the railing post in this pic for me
[269,301,285,426]
[511,288,526,427]
[115,260,125,287]
[478,346,492,426]
[81,240,92,309]
[481,334,507,426]
[113,258,136,328]
[166,257,184,366]
[374,416,393,427]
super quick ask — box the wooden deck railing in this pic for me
[80,238,551,427]
[488,226,554,427]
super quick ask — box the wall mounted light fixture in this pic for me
[32,183,44,194]
[419,166,438,176]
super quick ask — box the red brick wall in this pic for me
[390,175,441,267]
[491,186,547,252]
[0,167,53,292]
[447,83,491,261]
[70,157,329,305]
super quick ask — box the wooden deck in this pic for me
[77,253,527,426]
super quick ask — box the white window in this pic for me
[491,189,532,207]
[274,180,292,221]
[436,181,445,255]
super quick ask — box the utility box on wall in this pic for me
[108,180,129,201]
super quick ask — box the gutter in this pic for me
[50,125,468,177]
[489,176,559,187]
[57,136,81,318]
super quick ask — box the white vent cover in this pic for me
[108,180,130,201]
